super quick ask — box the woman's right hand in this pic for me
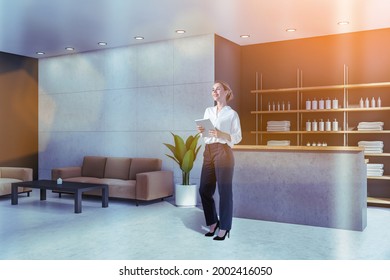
[197,125,205,134]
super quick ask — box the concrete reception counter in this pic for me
[232,145,367,231]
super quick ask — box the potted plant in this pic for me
[164,132,201,207]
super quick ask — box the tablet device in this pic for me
[195,118,215,136]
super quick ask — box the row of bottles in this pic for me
[267,101,291,111]
[306,98,338,110]
[306,119,339,131]
[267,97,383,111]
[359,97,382,108]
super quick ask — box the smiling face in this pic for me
[211,82,228,103]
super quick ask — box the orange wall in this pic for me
[0,52,38,178]
[240,28,390,145]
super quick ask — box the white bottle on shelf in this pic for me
[277,101,280,111]
[359,98,364,108]
[272,101,275,111]
[268,101,271,111]
[325,119,331,131]
[287,101,291,110]
[365,97,369,108]
[371,97,376,108]
[332,98,338,109]
[319,119,324,131]
[306,99,311,110]
[332,119,338,131]
[319,99,324,109]
[377,97,382,108]
[325,98,331,109]
[306,120,311,131]
[282,101,285,111]
[312,98,318,110]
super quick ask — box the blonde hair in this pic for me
[215,80,234,102]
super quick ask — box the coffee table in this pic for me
[11,180,109,213]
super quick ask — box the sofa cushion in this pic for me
[63,177,136,199]
[81,156,107,178]
[104,157,131,180]
[0,178,23,196]
[129,158,162,180]
[0,167,32,181]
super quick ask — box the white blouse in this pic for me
[202,105,242,147]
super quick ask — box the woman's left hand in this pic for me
[209,128,231,142]
[208,128,219,138]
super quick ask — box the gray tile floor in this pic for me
[1,189,390,260]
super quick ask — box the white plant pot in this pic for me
[175,184,197,207]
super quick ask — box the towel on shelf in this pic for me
[363,148,384,154]
[267,120,290,132]
[358,141,384,147]
[367,163,384,169]
[366,163,384,177]
[358,140,384,154]
[267,140,290,146]
[266,127,291,131]
[367,170,384,176]
[357,122,384,131]
[267,121,291,126]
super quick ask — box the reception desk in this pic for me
[232,145,367,231]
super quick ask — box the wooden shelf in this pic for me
[251,81,390,94]
[367,175,390,180]
[251,106,390,114]
[365,153,390,157]
[367,197,390,208]
[345,130,390,134]
[233,145,363,152]
[251,130,390,135]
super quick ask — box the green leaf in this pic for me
[163,143,176,157]
[173,133,186,163]
[164,154,179,165]
[181,150,194,173]
[189,134,200,152]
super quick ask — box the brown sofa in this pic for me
[0,167,33,197]
[51,156,173,205]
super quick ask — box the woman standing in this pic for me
[197,81,242,241]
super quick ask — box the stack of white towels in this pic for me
[267,121,291,131]
[366,163,384,177]
[267,140,291,146]
[357,122,384,131]
[358,141,384,154]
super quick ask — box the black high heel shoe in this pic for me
[213,230,230,241]
[205,221,219,237]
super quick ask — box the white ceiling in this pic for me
[1,0,390,58]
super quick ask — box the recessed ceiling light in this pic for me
[338,21,350,25]
[36,52,45,55]
[286,28,296,32]
[240,34,250,38]
[175,30,186,34]
[134,36,144,40]
[65,47,74,51]
[98,42,107,46]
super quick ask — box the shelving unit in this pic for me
[251,66,390,207]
